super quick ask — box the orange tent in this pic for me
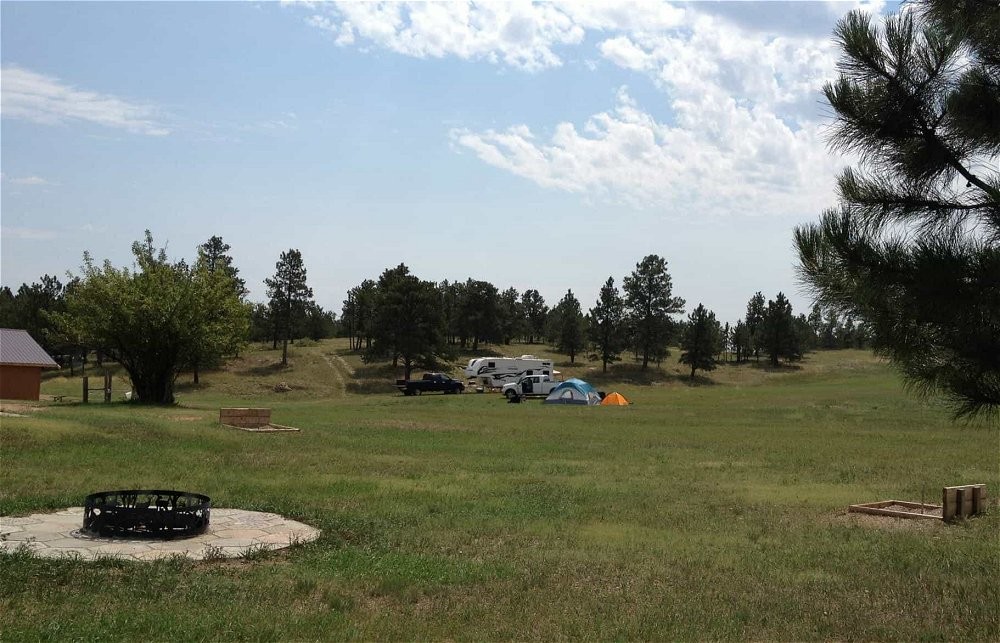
[601,392,630,406]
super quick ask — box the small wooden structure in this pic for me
[82,371,112,403]
[0,329,59,400]
[848,500,942,521]
[219,408,299,433]
[849,484,987,523]
[942,484,987,521]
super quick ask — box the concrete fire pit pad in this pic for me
[0,508,320,561]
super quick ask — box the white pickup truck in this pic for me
[501,374,562,400]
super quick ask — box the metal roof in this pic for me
[0,329,59,368]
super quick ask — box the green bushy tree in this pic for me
[55,232,249,404]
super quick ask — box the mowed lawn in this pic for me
[1,340,997,640]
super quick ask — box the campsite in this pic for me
[2,0,998,640]
[1,339,997,640]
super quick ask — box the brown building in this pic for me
[0,328,59,400]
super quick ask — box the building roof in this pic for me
[0,329,59,368]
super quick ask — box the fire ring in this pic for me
[83,490,211,539]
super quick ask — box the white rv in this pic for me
[464,355,555,388]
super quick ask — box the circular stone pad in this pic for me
[0,508,320,561]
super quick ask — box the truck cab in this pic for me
[501,374,561,399]
[395,373,465,396]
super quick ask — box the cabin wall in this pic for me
[0,365,42,400]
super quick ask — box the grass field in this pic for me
[1,340,997,640]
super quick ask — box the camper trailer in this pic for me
[464,355,555,388]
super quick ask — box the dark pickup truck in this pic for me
[395,373,465,396]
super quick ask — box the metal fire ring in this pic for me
[82,490,211,539]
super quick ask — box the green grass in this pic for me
[2,340,997,640]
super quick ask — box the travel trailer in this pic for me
[464,355,555,388]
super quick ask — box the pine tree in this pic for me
[197,236,248,300]
[521,289,548,344]
[761,293,800,366]
[745,292,766,362]
[588,276,626,372]
[368,264,445,380]
[192,236,248,381]
[680,303,720,379]
[460,279,500,351]
[264,249,313,367]
[497,287,524,344]
[623,255,685,369]
[795,0,1000,417]
[553,289,586,364]
[732,320,749,364]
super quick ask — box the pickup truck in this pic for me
[501,374,562,400]
[395,373,465,396]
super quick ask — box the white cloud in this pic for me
[1,174,50,186]
[302,1,588,71]
[291,0,876,214]
[452,86,845,217]
[1,65,169,136]
[1,226,58,240]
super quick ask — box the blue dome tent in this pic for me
[542,378,602,405]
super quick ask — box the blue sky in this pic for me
[2,1,890,324]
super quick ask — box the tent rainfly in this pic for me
[542,378,602,406]
[601,392,630,406]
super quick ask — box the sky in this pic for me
[1,0,892,325]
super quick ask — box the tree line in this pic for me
[3,0,991,415]
[337,254,865,381]
[2,239,878,399]
[339,254,689,380]
[0,234,336,403]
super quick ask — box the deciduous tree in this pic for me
[55,232,249,404]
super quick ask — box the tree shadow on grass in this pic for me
[174,380,209,393]
[584,363,720,387]
[352,363,400,379]
[346,380,399,395]
[679,373,719,386]
[719,360,804,373]
[236,362,290,376]
[584,364,671,387]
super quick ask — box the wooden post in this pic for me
[943,484,988,521]
[83,376,89,403]
[104,371,112,403]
